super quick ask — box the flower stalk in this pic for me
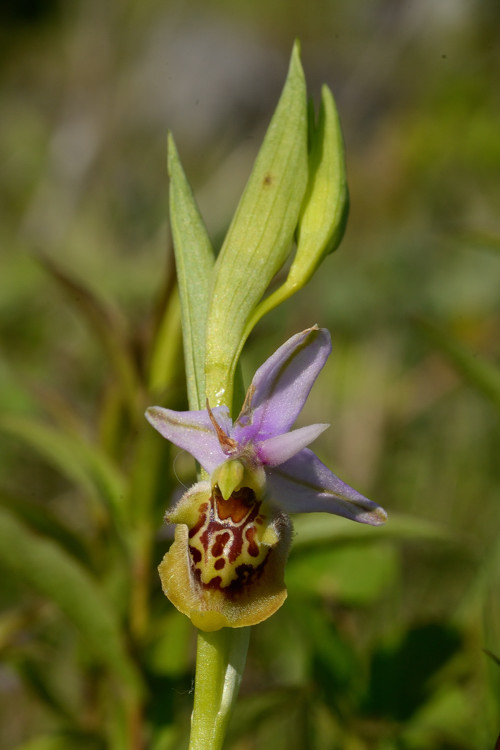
[189,628,250,750]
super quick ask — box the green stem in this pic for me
[189,627,251,750]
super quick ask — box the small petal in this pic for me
[234,326,331,442]
[266,448,387,526]
[145,405,231,472]
[258,423,329,467]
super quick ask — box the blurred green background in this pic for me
[1,1,500,748]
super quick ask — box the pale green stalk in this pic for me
[189,628,251,750]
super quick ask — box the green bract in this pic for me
[292,84,349,280]
[204,41,308,409]
[243,85,349,336]
[167,44,350,416]
[167,135,215,410]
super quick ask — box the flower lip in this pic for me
[158,481,293,630]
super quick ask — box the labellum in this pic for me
[158,481,291,631]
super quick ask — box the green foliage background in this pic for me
[1,1,499,748]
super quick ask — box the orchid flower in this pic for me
[146,326,387,631]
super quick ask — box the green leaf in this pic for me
[400,685,475,748]
[0,507,142,695]
[287,541,397,604]
[365,623,462,721]
[288,513,452,606]
[145,611,192,677]
[204,41,308,409]
[167,134,215,411]
[291,600,359,694]
[418,317,500,412]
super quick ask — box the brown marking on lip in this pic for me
[187,485,272,591]
[211,531,231,557]
[188,502,209,539]
[215,487,254,523]
[262,172,273,187]
[189,545,202,564]
[201,574,223,590]
[191,555,270,594]
[245,526,260,557]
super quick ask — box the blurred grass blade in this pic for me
[15,658,78,723]
[0,608,38,651]
[11,738,68,750]
[38,253,141,420]
[0,414,127,528]
[291,512,452,551]
[419,318,500,412]
[204,41,308,408]
[167,134,215,411]
[227,687,304,747]
[12,732,105,750]
[148,285,183,397]
[484,649,500,668]
[449,228,500,255]
[1,492,91,565]
[455,534,500,628]
[0,507,142,695]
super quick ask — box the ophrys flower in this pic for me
[146,326,387,630]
